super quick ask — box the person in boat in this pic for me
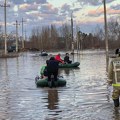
[55,53,64,64]
[41,50,47,54]
[115,48,120,55]
[108,49,120,107]
[46,57,59,87]
[40,64,48,78]
[64,53,72,64]
[41,49,45,52]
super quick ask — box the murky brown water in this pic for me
[0,50,119,120]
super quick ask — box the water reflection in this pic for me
[59,67,80,77]
[47,89,59,110]
[0,59,10,120]
[63,68,70,75]
[113,108,120,120]
[16,57,19,76]
[0,51,119,120]
[45,88,63,120]
[4,59,8,77]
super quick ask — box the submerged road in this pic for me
[0,50,118,120]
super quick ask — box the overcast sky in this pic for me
[0,0,120,37]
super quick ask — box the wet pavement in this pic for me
[0,50,119,120]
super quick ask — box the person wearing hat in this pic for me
[108,49,120,107]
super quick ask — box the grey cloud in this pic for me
[40,4,58,14]
[73,8,81,12]
[60,3,80,15]
[19,4,39,12]
[60,3,81,17]
[77,0,102,6]
[106,0,115,4]
[9,0,47,5]
[26,0,47,4]
[110,4,120,10]
[9,0,25,5]
[61,4,71,12]
[77,0,115,6]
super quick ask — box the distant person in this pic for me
[64,53,72,64]
[115,48,120,55]
[46,57,59,87]
[41,50,45,52]
[108,49,120,107]
[55,53,64,64]
[41,50,46,53]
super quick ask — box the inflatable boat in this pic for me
[35,76,66,87]
[59,62,80,68]
[40,52,48,56]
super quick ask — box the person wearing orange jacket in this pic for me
[55,53,64,64]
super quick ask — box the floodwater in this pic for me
[0,50,119,120]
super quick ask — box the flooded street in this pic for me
[0,50,119,120]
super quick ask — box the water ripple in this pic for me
[0,51,117,120]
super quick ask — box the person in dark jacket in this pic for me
[64,53,72,64]
[46,57,59,87]
[115,49,120,56]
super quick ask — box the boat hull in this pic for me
[35,76,66,87]
[59,62,80,68]
[40,53,48,56]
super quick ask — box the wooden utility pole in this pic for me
[103,0,109,71]
[71,12,74,54]
[14,20,20,52]
[0,0,10,55]
[21,18,26,49]
[77,31,80,54]
[24,29,27,42]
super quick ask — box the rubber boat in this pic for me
[35,76,66,87]
[59,62,80,68]
[40,52,48,56]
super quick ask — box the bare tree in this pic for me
[107,19,120,49]
[50,25,59,49]
[94,25,104,49]
[59,24,71,50]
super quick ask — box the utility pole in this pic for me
[0,0,10,55]
[77,31,80,54]
[24,29,27,47]
[103,0,109,71]
[14,20,20,52]
[21,18,26,49]
[71,11,74,54]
